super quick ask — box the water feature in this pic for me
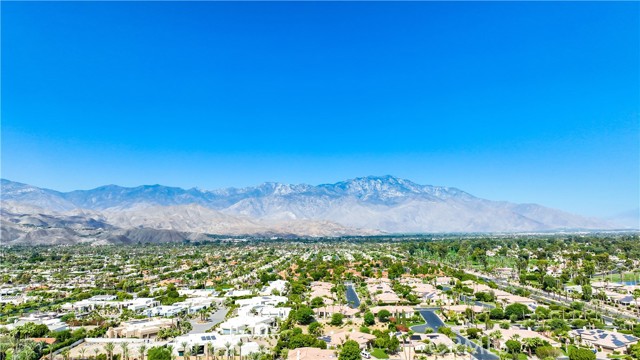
[345,282,361,308]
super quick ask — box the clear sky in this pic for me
[2,1,638,218]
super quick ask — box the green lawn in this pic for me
[593,271,640,283]
[370,348,389,359]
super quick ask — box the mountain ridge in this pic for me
[0,176,629,245]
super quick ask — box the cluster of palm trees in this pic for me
[177,341,268,360]
[0,337,44,360]
[413,343,475,360]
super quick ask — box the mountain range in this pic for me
[0,176,630,245]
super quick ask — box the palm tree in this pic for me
[104,343,115,360]
[236,341,242,360]
[167,346,176,360]
[120,343,129,360]
[80,348,87,360]
[489,330,503,350]
[205,343,213,360]
[224,343,231,360]
[61,349,70,360]
[181,343,190,360]
[138,345,147,360]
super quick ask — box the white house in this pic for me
[237,304,291,320]
[218,315,276,336]
[236,296,288,308]
[172,332,260,357]
[143,305,185,317]
[260,280,288,296]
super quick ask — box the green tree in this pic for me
[363,312,375,326]
[292,306,315,325]
[148,348,172,360]
[377,310,391,323]
[505,340,521,358]
[339,341,361,360]
[504,303,530,321]
[581,285,592,301]
[308,322,323,336]
[568,348,595,360]
[330,313,344,326]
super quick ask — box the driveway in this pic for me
[189,307,229,334]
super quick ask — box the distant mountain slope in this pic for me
[0,176,623,245]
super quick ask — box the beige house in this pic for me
[288,347,337,360]
[107,318,175,338]
[315,305,359,319]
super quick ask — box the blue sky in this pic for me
[2,1,638,218]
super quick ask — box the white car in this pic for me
[360,351,371,359]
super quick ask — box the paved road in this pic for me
[189,307,229,334]
[412,309,498,360]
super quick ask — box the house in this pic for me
[236,295,288,308]
[366,280,401,304]
[310,282,335,305]
[178,289,219,298]
[106,318,174,338]
[288,347,337,360]
[143,305,185,317]
[435,277,453,286]
[7,313,68,332]
[369,306,416,318]
[28,338,57,345]
[0,295,24,305]
[173,333,260,356]
[218,315,276,336]
[260,280,288,295]
[497,328,559,349]
[406,333,454,352]
[173,297,217,314]
[226,289,253,298]
[237,304,291,320]
[497,294,537,309]
[441,305,486,314]
[328,330,375,349]
[314,305,358,319]
[570,329,639,353]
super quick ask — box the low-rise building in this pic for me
[218,315,276,336]
[314,305,358,319]
[287,347,338,360]
[106,318,175,339]
[288,347,337,360]
[570,329,639,353]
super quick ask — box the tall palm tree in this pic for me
[120,343,129,360]
[181,343,190,360]
[224,343,231,360]
[104,343,115,360]
[138,345,147,360]
[205,343,212,360]
[93,348,100,360]
[489,330,503,350]
[80,348,87,360]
